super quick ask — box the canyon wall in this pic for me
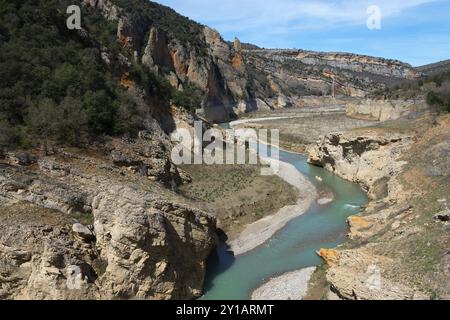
[0,132,217,300]
[346,99,427,121]
[308,115,450,300]
[84,0,421,123]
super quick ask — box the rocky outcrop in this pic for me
[0,140,217,300]
[319,248,428,300]
[346,99,426,121]
[92,185,216,299]
[294,50,420,79]
[84,0,249,122]
[107,133,186,187]
[308,132,413,199]
[309,116,450,300]
[317,249,340,266]
[243,49,420,101]
[0,207,100,300]
[83,0,423,123]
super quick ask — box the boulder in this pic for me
[72,223,95,243]
[317,248,340,266]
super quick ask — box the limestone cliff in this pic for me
[308,115,450,300]
[0,133,217,300]
[308,132,413,199]
[83,0,421,123]
[83,0,250,122]
[243,49,420,101]
[346,99,427,121]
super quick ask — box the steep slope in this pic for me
[417,59,450,76]
[243,49,420,103]
[0,0,219,300]
[308,114,450,299]
[0,0,186,149]
[84,0,250,122]
[80,0,422,123]
[0,140,217,300]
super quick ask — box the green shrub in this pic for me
[0,118,21,149]
[426,91,450,113]
[172,84,203,113]
[0,0,152,148]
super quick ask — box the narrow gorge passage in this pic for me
[201,141,368,300]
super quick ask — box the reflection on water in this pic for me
[201,142,368,300]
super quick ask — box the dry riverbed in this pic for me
[228,157,317,256]
[251,267,317,300]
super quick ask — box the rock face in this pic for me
[251,267,316,300]
[308,132,413,199]
[295,50,420,79]
[82,0,421,123]
[242,49,420,101]
[346,99,426,121]
[84,0,249,123]
[320,248,428,300]
[309,115,450,300]
[0,139,217,300]
[308,132,425,299]
[92,186,216,299]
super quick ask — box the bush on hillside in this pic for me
[0,0,193,150]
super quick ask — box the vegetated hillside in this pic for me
[0,0,428,152]
[370,68,450,114]
[0,1,305,301]
[416,59,450,76]
[0,0,198,150]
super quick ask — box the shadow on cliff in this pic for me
[202,229,236,294]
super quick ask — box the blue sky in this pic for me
[153,0,450,66]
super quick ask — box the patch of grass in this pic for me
[71,211,94,226]
[304,264,330,300]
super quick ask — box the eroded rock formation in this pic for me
[309,115,450,300]
[346,99,427,121]
[0,134,217,300]
[83,0,421,123]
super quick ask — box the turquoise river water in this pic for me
[200,140,368,300]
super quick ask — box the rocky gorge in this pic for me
[82,0,421,123]
[307,114,450,300]
[0,132,218,300]
[0,0,448,301]
[229,101,449,300]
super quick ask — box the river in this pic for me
[200,135,368,300]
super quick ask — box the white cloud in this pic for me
[154,0,450,64]
[156,0,441,32]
